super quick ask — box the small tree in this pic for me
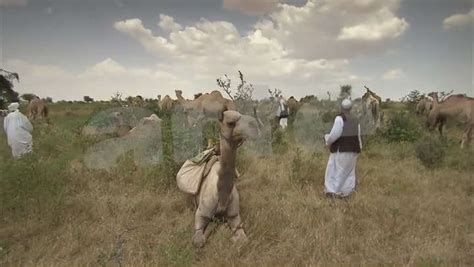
[83,96,94,103]
[111,91,123,105]
[21,93,38,102]
[217,71,256,112]
[339,84,352,100]
[43,97,53,103]
[402,89,424,111]
[0,69,20,109]
[217,71,254,102]
[268,88,282,101]
[403,90,423,103]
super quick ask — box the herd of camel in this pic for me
[1,87,472,248]
[4,87,473,149]
[416,91,473,149]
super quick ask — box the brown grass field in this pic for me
[0,101,473,266]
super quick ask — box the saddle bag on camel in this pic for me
[176,148,217,195]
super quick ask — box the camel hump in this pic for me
[210,90,223,96]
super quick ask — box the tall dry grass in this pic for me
[0,102,473,266]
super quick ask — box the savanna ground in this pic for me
[0,100,473,266]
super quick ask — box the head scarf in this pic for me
[8,102,19,112]
[341,99,352,110]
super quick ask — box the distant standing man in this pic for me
[278,95,289,129]
[3,102,33,158]
[323,99,362,197]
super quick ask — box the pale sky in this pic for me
[0,0,473,101]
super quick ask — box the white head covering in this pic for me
[8,102,19,112]
[341,99,352,109]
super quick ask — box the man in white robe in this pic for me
[3,102,33,158]
[324,99,362,197]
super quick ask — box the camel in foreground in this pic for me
[191,110,259,248]
[27,97,49,121]
[427,94,473,148]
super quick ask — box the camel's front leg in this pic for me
[461,125,472,149]
[226,189,247,243]
[193,207,210,248]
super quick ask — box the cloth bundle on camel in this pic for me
[176,144,241,195]
[176,148,218,195]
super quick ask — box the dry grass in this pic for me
[0,103,473,266]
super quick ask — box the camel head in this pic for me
[175,90,183,98]
[219,110,259,145]
[194,93,203,100]
[427,92,438,103]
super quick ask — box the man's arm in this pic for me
[325,116,344,146]
[3,116,9,133]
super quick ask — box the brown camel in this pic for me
[81,111,131,137]
[27,97,49,121]
[191,110,259,248]
[175,90,187,105]
[194,93,203,100]
[416,95,434,115]
[427,94,473,148]
[129,95,145,107]
[287,96,300,117]
[362,87,382,129]
[160,95,174,111]
[184,90,236,123]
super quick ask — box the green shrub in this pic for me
[289,148,323,188]
[415,138,446,169]
[383,112,422,142]
[322,110,338,123]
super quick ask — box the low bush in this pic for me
[383,111,422,142]
[415,138,446,169]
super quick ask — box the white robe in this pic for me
[277,98,288,129]
[3,110,33,158]
[324,115,362,196]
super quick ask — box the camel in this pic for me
[81,111,131,137]
[194,93,203,100]
[191,110,259,248]
[184,90,236,124]
[126,114,162,137]
[84,113,162,170]
[427,94,474,148]
[129,95,145,107]
[416,94,434,115]
[287,96,300,117]
[175,90,187,105]
[361,86,382,130]
[27,97,49,121]
[160,95,174,111]
[286,96,300,127]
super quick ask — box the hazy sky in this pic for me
[0,0,472,101]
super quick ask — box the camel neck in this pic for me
[219,136,237,171]
[216,133,237,211]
